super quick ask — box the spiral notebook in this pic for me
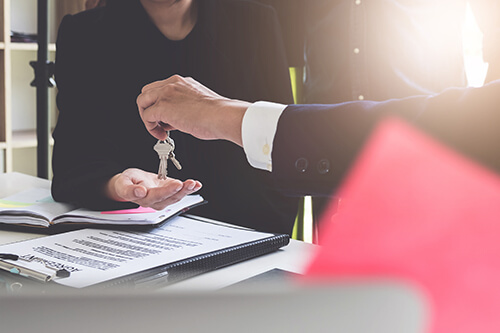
[0,215,289,289]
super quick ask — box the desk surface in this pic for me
[0,172,317,290]
[0,173,426,333]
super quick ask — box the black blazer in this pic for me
[271,80,500,196]
[52,0,299,234]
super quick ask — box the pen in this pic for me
[0,253,70,282]
[0,259,53,282]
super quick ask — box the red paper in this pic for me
[305,118,500,333]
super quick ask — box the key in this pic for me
[164,130,182,171]
[169,151,182,170]
[165,133,176,151]
[154,139,173,180]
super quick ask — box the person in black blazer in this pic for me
[52,0,299,235]
[137,75,500,197]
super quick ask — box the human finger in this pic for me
[139,103,173,140]
[141,179,202,210]
[137,88,174,140]
[118,183,148,202]
[133,178,185,209]
[137,85,159,115]
[141,74,185,93]
[109,172,150,203]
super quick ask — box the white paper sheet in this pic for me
[0,216,271,288]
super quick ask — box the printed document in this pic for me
[0,216,270,288]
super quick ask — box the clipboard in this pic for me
[0,216,290,291]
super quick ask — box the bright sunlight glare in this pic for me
[463,3,488,87]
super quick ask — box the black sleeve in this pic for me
[271,81,500,196]
[51,14,136,211]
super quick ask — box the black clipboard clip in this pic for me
[0,253,70,283]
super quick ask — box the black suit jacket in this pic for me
[271,80,500,196]
[52,0,299,234]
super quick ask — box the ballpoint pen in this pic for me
[0,253,70,282]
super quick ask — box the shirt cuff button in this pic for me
[295,158,309,173]
[317,159,330,174]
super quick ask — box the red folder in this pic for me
[304,118,500,333]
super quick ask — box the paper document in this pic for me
[0,216,271,288]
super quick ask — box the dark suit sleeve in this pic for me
[51,14,134,210]
[271,80,500,196]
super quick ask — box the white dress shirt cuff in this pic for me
[241,101,287,171]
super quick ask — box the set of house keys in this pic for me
[153,131,182,180]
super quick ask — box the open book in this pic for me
[0,188,205,231]
[0,215,289,289]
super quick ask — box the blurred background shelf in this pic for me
[10,42,56,51]
[11,129,55,148]
[0,0,85,175]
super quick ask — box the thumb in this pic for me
[121,184,147,202]
[132,185,147,199]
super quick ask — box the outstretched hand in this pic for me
[137,75,250,146]
[105,168,202,211]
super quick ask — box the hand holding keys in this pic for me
[154,131,182,180]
